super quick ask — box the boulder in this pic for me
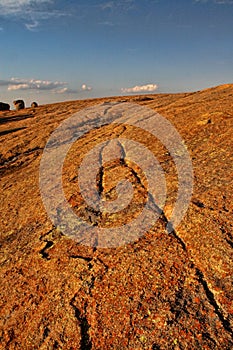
[13,100,25,111]
[31,102,38,108]
[0,102,10,111]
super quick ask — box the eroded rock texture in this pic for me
[0,85,233,349]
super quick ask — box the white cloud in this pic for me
[214,0,233,3]
[100,0,135,12]
[81,84,92,91]
[8,83,30,91]
[0,77,93,95]
[25,20,39,31]
[100,1,114,10]
[0,0,52,15]
[121,84,158,93]
[98,21,115,26]
[54,87,79,94]
[195,0,233,3]
[0,1,136,30]
[0,0,67,30]
[54,87,69,94]
[7,78,67,92]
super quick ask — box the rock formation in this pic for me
[31,102,38,108]
[0,102,10,111]
[0,84,233,349]
[13,99,25,111]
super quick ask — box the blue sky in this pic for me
[0,0,233,106]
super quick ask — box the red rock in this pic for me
[0,85,233,348]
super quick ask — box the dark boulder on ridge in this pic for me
[13,100,25,111]
[0,102,10,111]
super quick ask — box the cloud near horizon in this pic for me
[121,84,158,93]
[0,78,92,94]
[6,78,67,92]
[81,84,92,91]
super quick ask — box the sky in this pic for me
[0,0,233,106]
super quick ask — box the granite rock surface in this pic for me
[0,85,233,349]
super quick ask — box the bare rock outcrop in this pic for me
[0,102,10,111]
[13,99,25,111]
[0,84,233,349]
[31,102,38,108]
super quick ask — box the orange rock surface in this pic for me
[0,85,233,349]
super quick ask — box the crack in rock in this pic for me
[96,137,188,252]
[70,298,92,350]
[0,147,43,168]
[95,136,233,342]
[70,255,93,262]
[69,255,109,348]
[196,268,233,337]
[38,327,50,347]
[39,241,54,260]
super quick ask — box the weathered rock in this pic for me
[31,102,38,108]
[0,102,10,111]
[0,84,233,349]
[13,99,25,110]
